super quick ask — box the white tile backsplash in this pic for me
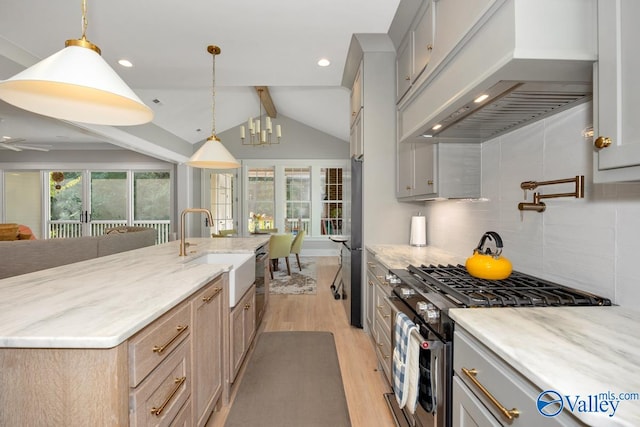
[424,101,640,307]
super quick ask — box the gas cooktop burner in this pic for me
[407,264,611,308]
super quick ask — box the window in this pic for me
[320,168,343,235]
[45,170,171,242]
[247,168,275,233]
[242,160,346,237]
[284,167,311,234]
[209,172,235,233]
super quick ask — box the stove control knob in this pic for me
[426,306,440,322]
[400,287,415,297]
[416,301,428,312]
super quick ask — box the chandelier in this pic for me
[241,87,282,146]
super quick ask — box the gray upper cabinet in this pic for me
[397,142,480,201]
[395,0,434,103]
[396,37,413,102]
[412,0,434,81]
[593,0,640,182]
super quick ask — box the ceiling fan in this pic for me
[0,137,51,152]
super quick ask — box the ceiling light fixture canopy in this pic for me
[0,0,153,126]
[240,87,282,146]
[186,45,240,169]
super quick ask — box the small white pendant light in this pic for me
[186,45,240,169]
[0,0,153,126]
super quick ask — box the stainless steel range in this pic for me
[386,264,611,427]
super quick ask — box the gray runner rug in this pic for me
[225,331,352,427]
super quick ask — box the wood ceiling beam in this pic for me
[254,86,277,118]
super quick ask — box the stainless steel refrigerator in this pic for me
[341,155,363,328]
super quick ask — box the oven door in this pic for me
[389,296,451,427]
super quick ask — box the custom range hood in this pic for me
[396,0,597,144]
[424,80,592,140]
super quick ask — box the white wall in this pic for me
[423,102,640,306]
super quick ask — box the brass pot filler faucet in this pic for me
[518,175,584,213]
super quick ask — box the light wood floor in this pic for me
[208,256,395,426]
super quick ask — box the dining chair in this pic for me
[290,230,305,271]
[268,233,293,278]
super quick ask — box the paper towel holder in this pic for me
[410,212,427,247]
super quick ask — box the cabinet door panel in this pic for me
[396,37,413,102]
[413,0,434,80]
[397,142,414,198]
[192,280,223,426]
[594,0,640,180]
[413,142,436,195]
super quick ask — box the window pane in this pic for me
[284,167,310,234]
[320,168,343,235]
[91,172,127,221]
[5,171,42,238]
[50,171,82,221]
[134,172,170,220]
[211,172,234,233]
[247,168,275,233]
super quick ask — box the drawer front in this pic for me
[130,339,191,427]
[454,329,581,427]
[375,285,393,338]
[374,317,393,381]
[130,302,191,387]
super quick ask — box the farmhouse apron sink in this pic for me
[190,253,256,307]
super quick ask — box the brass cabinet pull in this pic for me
[594,136,612,149]
[462,368,520,421]
[427,180,434,185]
[427,44,433,51]
[405,76,411,81]
[150,376,186,416]
[368,280,374,286]
[202,287,222,303]
[244,303,251,310]
[152,325,188,354]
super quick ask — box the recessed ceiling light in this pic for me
[474,94,489,103]
[118,59,133,68]
[317,58,331,67]
[432,124,442,130]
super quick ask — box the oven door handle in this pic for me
[427,339,443,414]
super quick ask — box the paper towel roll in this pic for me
[410,216,426,246]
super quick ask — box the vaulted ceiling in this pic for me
[0,0,401,159]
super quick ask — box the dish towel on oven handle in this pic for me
[392,312,420,412]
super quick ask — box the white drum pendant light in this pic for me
[0,0,153,126]
[186,45,240,169]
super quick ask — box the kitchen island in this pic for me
[0,236,268,426]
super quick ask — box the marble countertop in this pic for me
[451,307,640,426]
[0,236,269,349]
[366,244,465,270]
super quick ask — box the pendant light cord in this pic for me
[211,51,216,137]
[81,0,89,41]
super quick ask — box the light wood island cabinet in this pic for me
[229,285,256,383]
[0,274,227,427]
[191,278,225,426]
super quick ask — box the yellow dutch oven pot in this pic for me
[465,231,513,280]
